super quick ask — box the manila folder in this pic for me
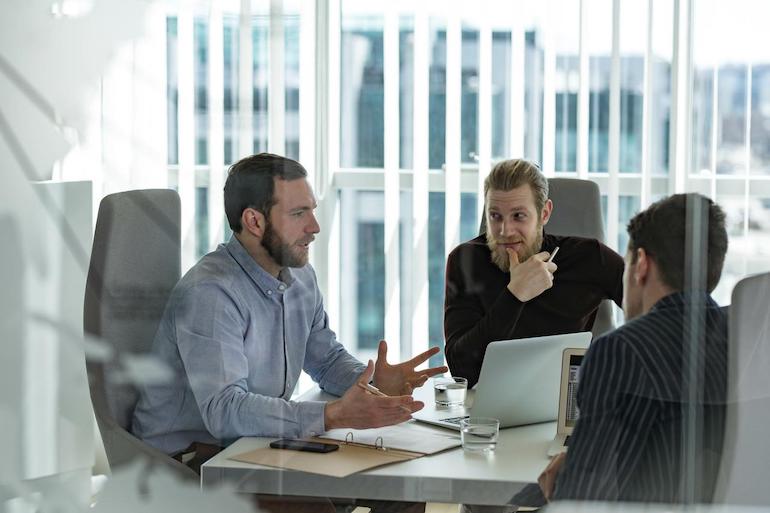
[229,443,419,478]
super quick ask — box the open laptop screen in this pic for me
[565,353,584,428]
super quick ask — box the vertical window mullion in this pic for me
[641,0,653,208]
[743,63,753,241]
[709,62,718,199]
[541,13,556,175]
[577,0,589,179]
[299,0,316,182]
[268,0,286,155]
[444,10,462,258]
[509,4,525,158]
[383,8,400,360]
[322,0,341,338]
[670,0,692,195]
[607,0,621,250]
[477,23,493,220]
[411,7,430,360]
[207,4,225,249]
[320,0,340,332]
[178,11,197,270]
[238,0,253,160]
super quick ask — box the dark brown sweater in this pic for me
[444,232,624,387]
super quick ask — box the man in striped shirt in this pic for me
[539,193,729,503]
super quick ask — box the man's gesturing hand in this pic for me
[507,249,558,302]
[324,360,422,430]
[373,340,448,397]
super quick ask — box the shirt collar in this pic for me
[649,290,718,313]
[224,235,295,295]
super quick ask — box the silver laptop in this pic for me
[547,348,587,456]
[413,332,592,430]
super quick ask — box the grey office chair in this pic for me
[83,189,197,480]
[713,271,770,505]
[479,178,616,339]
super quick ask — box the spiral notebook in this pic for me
[229,421,460,478]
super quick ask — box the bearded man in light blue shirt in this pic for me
[132,153,446,459]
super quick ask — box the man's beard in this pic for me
[487,227,543,272]
[262,222,308,268]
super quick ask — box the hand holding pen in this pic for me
[324,360,424,430]
[506,246,559,302]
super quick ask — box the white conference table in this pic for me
[201,386,555,506]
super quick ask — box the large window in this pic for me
[163,0,770,362]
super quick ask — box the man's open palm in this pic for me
[373,340,448,396]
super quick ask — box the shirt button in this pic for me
[267,290,273,295]
[278,284,286,291]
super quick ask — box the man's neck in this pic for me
[641,282,676,315]
[235,232,283,278]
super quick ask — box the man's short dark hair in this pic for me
[224,153,308,232]
[627,193,728,293]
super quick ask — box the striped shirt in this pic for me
[554,291,727,503]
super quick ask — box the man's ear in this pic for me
[241,207,267,238]
[540,199,553,226]
[634,248,650,285]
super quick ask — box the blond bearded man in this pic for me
[444,159,624,387]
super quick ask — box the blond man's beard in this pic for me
[487,227,544,272]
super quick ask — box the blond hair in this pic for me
[483,159,548,214]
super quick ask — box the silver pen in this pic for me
[547,246,560,263]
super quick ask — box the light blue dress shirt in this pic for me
[132,235,365,454]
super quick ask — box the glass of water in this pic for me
[433,376,468,407]
[460,417,500,452]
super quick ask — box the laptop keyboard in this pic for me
[442,415,470,425]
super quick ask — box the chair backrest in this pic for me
[713,271,770,505]
[84,189,195,478]
[479,178,615,338]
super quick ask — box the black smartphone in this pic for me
[269,438,339,453]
